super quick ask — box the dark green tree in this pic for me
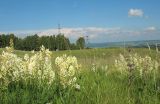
[0,34,86,51]
[76,37,85,49]
[55,34,70,50]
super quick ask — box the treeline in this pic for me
[0,34,85,51]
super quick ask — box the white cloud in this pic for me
[145,26,156,31]
[128,9,144,17]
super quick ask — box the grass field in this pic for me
[0,47,160,104]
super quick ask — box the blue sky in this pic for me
[0,0,160,42]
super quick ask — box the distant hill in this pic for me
[88,40,160,48]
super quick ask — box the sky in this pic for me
[0,0,160,43]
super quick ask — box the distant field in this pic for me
[0,47,158,68]
[1,47,160,104]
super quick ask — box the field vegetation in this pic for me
[0,45,160,104]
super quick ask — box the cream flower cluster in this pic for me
[115,54,128,74]
[0,46,55,87]
[115,53,159,77]
[0,47,25,86]
[55,54,79,88]
[24,45,55,84]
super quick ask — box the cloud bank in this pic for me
[0,27,159,43]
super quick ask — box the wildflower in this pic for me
[0,46,55,87]
[24,54,29,61]
[91,63,96,72]
[115,53,159,77]
[75,84,80,91]
[55,54,80,88]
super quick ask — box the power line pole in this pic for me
[58,24,61,34]
[85,35,89,48]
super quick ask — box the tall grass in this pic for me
[0,47,160,104]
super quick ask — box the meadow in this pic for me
[0,47,160,104]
